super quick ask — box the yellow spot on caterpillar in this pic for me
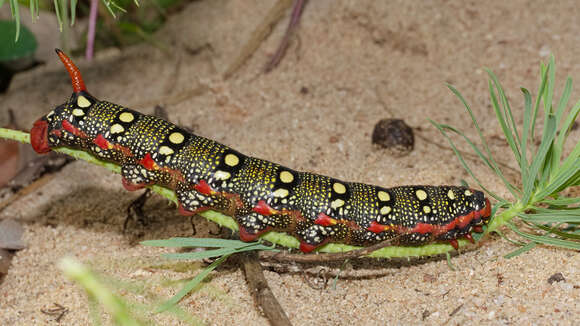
[214,170,231,180]
[331,199,345,209]
[169,132,185,144]
[423,206,431,214]
[333,182,347,194]
[110,124,125,134]
[225,153,239,167]
[380,206,391,215]
[72,108,85,117]
[159,146,174,155]
[119,112,135,123]
[77,95,91,108]
[377,190,390,202]
[464,189,473,196]
[448,189,456,200]
[273,188,289,198]
[416,189,427,201]
[279,171,294,183]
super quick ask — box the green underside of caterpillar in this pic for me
[1,128,480,258]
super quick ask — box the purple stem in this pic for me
[264,0,308,73]
[86,0,99,61]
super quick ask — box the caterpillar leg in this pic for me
[121,164,157,191]
[294,221,353,253]
[175,183,233,216]
[294,223,333,253]
[236,212,294,242]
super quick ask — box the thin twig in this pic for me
[239,251,293,326]
[223,0,294,79]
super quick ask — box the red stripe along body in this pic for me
[31,50,492,253]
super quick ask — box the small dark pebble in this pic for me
[372,118,414,156]
[300,86,309,94]
[547,272,566,284]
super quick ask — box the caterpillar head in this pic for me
[31,49,97,153]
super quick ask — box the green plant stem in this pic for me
[486,201,528,234]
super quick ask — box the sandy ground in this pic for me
[1,0,579,324]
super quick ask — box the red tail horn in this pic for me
[55,49,86,93]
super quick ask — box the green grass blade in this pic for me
[506,222,580,250]
[487,79,522,168]
[522,114,557,204]
[532,223,580,240]
[156,254,230,313]
[59,258,144,326]
[163,244,274,260]
[544,56,556,116]
[504,241,536,259]
[53,0,63,31]
[520,87,532,196]
[431,120,516,200]
[530,62,549,141]
[9,0,20,41]
[540,197,580,206]
[446,85,519,195]
[535,157,580,200]
[553,99,580,181]
[70,0,77,25]
[518,212,580,223]
[29,0,37,21]
[487,69,523,152]
[556,98,580,150]
[163,247,237,260]
[142,238,259,248]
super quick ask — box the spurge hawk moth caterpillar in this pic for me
[30,50,491,253]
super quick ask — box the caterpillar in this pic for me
[30,50,491,253]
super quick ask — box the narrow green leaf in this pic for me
[518,212,580,223]
[544,56,556,115]
[70,0,77,26]
[489,70,522,152]
[163,244,274,260]
[504,241,536,259]
[429,120,503,201]
[163,247,237,260]
[446,84,519,197]
[9,0,20,41]
[535,157,580,200]
[532,223,580,240]
[507,222,580,250]
[522,115,557,204]
[487,78,522,167]
[553,98,580,182]
[531,62,549,141]
[430,120,512,200]
[156,254,230,313]
[53,0,63,31]
[540,197,580,206]
[520,87,532,174]
[142,238,257,248]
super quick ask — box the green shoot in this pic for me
[0,0,133,42]
[58,257,145,326]
[431,55,580,257]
